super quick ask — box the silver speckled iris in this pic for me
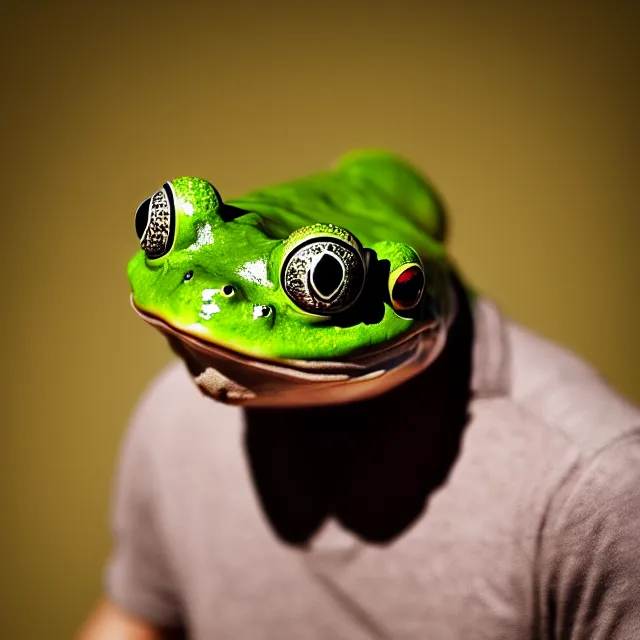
[281,237,366,315]
[136,183,176,259]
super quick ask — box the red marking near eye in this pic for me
[397,267,420,285]
[391,265,424,310]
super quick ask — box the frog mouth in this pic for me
[131,297,448,407]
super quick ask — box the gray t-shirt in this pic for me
[106,299,640,639]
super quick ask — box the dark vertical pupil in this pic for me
[392,266,424,306]
[311,253,344,299]
[135,198,151,239]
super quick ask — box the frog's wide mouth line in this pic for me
[130,295,440,379]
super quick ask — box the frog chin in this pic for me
[131,297,449,407]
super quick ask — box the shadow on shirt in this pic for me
[243,274,474,546]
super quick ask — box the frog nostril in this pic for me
[252,305,272,319]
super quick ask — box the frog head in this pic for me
[127,177,453,406]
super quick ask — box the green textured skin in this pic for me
[127,151,453,361]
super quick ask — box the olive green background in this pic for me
[2,1,638,638]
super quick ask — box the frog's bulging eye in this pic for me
[389,263,425,312]
[222,285,236,297]
[135,182,176,260]
[281,225,366,316]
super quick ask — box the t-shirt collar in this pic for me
[471,298,511,398]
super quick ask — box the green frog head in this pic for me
[127,153,454,405]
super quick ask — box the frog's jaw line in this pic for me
[185,327,444,408]
[130,295,449,407]
[131,293,441,366]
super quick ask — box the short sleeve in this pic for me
[104,391,182,628]
[538,430,640,639]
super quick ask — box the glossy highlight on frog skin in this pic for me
[127,151,453,362]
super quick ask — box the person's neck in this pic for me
[242,273,474,546]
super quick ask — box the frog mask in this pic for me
[127,151,454,406]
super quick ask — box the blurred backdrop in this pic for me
[2,1,639,637]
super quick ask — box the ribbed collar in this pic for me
[470,298,510,398]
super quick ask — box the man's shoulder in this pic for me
[503,318,640,456]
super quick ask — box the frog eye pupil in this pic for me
[183,270,194,281]
[135,198,151,240]
[391,265,424,310]
[222,285,235,297]
[310,253,345,300]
